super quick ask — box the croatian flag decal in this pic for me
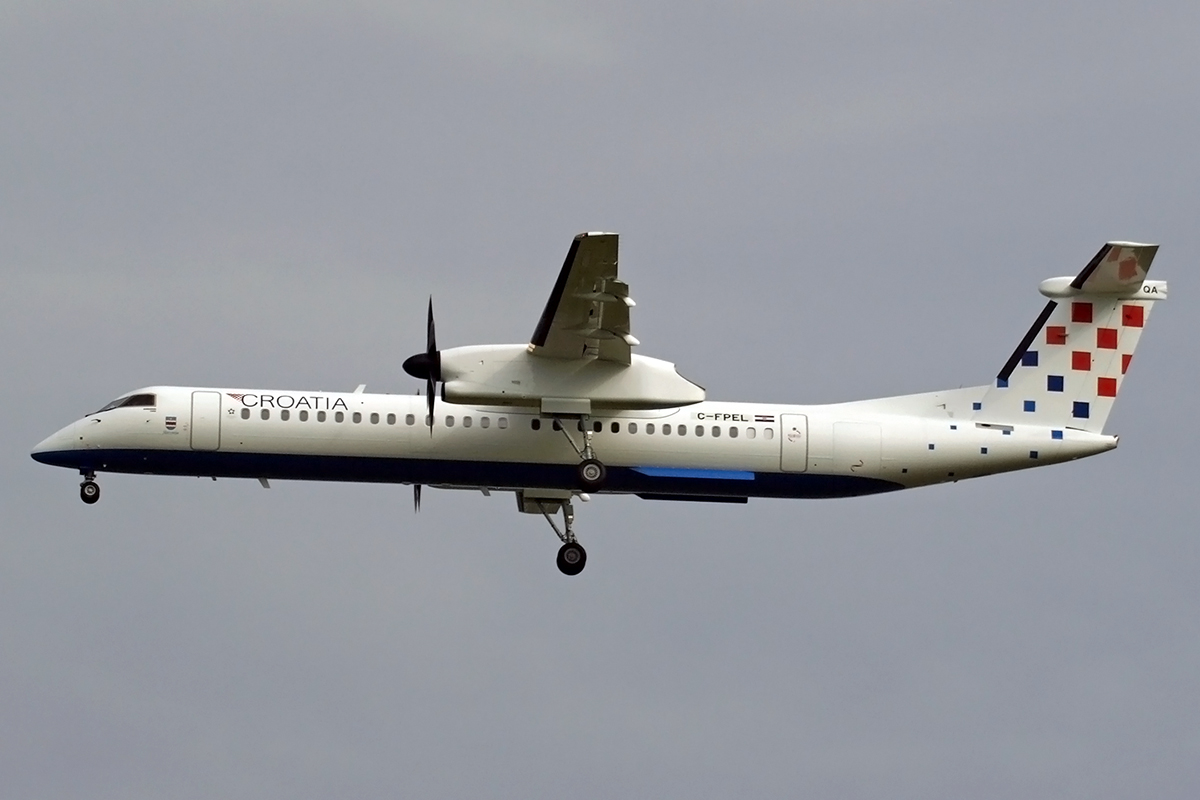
[165,416,177,430]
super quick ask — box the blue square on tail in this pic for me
[1052,430,1063,440]
[1024,400,1036,412]
[1022,350,1039,367]
[1047,375,1064,392]
[1073,401,1090,419]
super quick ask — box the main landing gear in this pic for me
[522,492,587,576]
[80,471,100,504]
[552,417,608,489]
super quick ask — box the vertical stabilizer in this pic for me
[974,242,1166,433]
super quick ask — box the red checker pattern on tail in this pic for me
[1122,304,1144,327]
[1098,377,1117,398]
[1046,326,1067,345]
[1122,353,1133,374]
[1072,302,1093,323]
[1097,328,1118,349]
[1072,351,1091,371]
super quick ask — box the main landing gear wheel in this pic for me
[577,458,607,488]
[80,480,100,505]
[557,542,587,576]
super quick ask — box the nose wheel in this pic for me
[80,473,100,505]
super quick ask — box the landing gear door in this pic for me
[780,414,808,472]
[191,391,221,451]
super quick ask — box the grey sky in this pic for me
[4,3,1199,798]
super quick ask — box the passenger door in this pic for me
[191,391,221,451]
[780,414,809,472]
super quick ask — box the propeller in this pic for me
[402,297,441,435]
[413,483,422,513]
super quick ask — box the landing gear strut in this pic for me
[80,471,100,505]
[552,418,608,489]
[537,497,587,576]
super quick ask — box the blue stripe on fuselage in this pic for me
[31,449,902,500]
[633,467,755,480]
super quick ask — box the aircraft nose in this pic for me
[31,421,79,465]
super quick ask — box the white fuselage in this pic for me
[32,384,1118,500]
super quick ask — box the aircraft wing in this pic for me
[529,232,639,365]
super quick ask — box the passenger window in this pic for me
[352,412,362,423]
[594,421,603,433]
[300,410,309,422]
[663,424,671,435]
[611,422,620,433]
[405,414,415,426]
[695,425,704,437]
[532,419,541,431]
[764,428,774,440]
[463,416,472,428]
[261,409,270,420]
[678,425,686,436]
[629,422,638,434]
[446,416,455,427]
[318,411,327,422]
[281,410,290,421]
[553,420,562,432]
[371,412,380,424]
[711,426,720,438]
[425,415,432,427]
[241,408,250,420]
[729,426,738,438]
[387,413,396,425]
[647,423,655,434]
[335,411,344,423]
[747,427,756,439]
[498,417,508,429]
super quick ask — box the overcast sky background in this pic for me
[4,2,1200,798]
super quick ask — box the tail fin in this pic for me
[975,242,1166,433]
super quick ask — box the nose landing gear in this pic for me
[79,471,100,504]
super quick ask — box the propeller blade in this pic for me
[426,296,437,354]
[414,484,422,513]
[402,296,440,435]
[426,296,436,434]
[426,377,435,435]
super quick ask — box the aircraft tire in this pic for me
[556,542,587,576]
[80,481,100,505]
[577,458,606,488]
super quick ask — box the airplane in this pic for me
[32,233,1167,575]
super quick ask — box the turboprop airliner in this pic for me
[32,233,1167,574]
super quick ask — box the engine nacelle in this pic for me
[439,344,705,412]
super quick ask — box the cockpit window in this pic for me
[94,393,157,413]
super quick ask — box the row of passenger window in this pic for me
[525,418,771,438]
[238,407,774,439]
[240,408,511,428]
[241,408,510,428]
